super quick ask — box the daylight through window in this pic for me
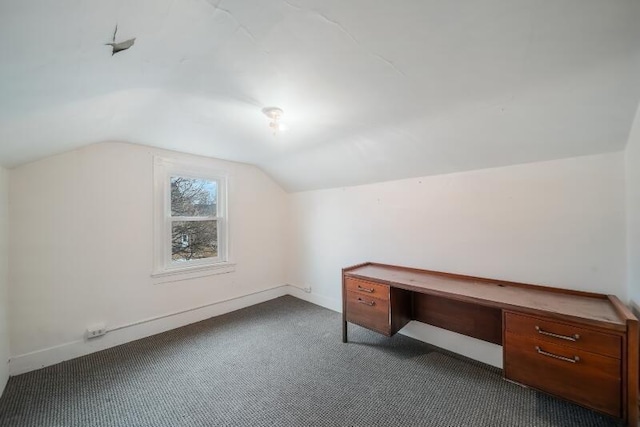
[170,177,219,263]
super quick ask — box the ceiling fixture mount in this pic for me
[262,107,285,135]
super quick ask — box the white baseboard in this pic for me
[398,322,503,368]
[0,365,7,398]
[284,288,502,367]
[9,285,288,376]
[285,286,342,312]
[9,286,503,376]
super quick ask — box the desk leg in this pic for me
[342,273,347,343]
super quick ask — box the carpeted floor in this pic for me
[0,296,621,426]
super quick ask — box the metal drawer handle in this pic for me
[357,298,375,307]
[535,326,580,342]
[535,346,580,364]
[357,285,375,293]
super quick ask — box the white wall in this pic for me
[5,141,631,374]
[287,152,627,367]
[627,104,640,304]
[8,142,288,373]
[0,168,10,392]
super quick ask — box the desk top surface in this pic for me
[345,263,626,329]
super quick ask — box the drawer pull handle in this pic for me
[535,346,580,364]
[357,285,375,293]
[535,326,580,342]
[357,298,375,307]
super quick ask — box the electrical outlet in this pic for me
[86,323,107,339]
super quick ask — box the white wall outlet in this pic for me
[86,323,107,339]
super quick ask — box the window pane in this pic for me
[170,177,217,217]
[171,220,218,262]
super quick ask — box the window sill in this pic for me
[152,262,236,284]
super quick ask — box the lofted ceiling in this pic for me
[1,0,639,191]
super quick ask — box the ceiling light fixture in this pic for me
[262,106,285,136]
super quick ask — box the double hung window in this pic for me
[153,157,229,277]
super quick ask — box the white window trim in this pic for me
[152,156,234,279]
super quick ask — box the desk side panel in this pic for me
[390,288,412,335]
[607,295,639,426]
[625,318,638,427]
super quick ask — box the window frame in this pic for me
[152,157,232,278]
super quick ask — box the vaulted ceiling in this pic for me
[1,0,639,191]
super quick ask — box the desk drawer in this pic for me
[345,277,390,300]
[504,312,621,359]
[504,331,621,417]
[345,291,390,335]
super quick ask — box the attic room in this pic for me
[0,0,640,426]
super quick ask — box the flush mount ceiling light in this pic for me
[262,106,285,136]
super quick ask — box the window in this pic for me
[153,157,231,277]
[170,176,219,263]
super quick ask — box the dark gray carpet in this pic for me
[0,296,621,426]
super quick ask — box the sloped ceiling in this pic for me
[1,0,639,191]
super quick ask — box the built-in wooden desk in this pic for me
[342,262,638,426]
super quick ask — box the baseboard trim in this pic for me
[9,285,289,376]
[284,288,503,367]
[285,286,342,313]
[398,322,503,368]
[9,287,505,376]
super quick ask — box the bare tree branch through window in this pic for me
[170,177,218,262]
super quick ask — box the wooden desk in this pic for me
[342,262,638,426]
